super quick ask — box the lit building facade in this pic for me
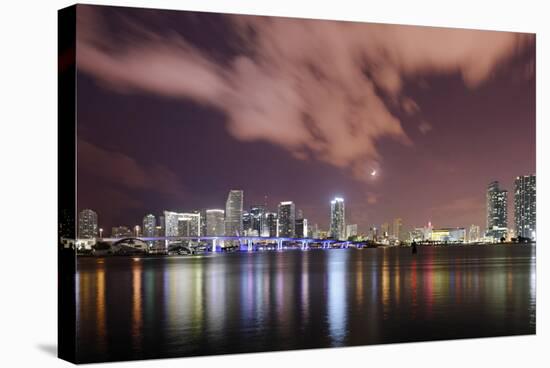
[486,181,508,240]
[514,175,536,239]
[78,209,98,239]
[431,228,466,243]
[393,218,403,241]
[329,197,345,240]
[250,204,268,237]
[266,212,278,237]
[277,201,296,237]
[111,226,132,238]
[142,214,156,237]
[163,211,201,237]
[346,224,358,238]
[225,190,243,237]
[206,209,225,236]
[295,218,308,238]
[468,225,480,243]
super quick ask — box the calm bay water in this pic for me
[76,245,536,363]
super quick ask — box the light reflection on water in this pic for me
[76,245,536,363]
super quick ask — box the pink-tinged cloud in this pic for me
[78,139,187,197]
[76,5,533,181]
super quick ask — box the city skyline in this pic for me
[75,5,535,236]
[78,173,536,241]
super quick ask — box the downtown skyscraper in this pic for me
[142,214,156,237]
[486,181,508,240]
[330,197,346,240]
[225,190,243,236]
[78,209,98,239]
[277,201,296,238]
[514,175,536,239]
[206,209,225,236]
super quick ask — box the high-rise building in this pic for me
[266,212,278,237]
[278,201,296,237]
[381,222,390,238]
[393,218,403,241]
[330,197,345,240]
[295,218,308,238]
[242,211,254,236]
[514,175,536,239]
[158,215,165,235]
[206,209,225,236]
[164,211,201,237]
[78,209,98,239]
[310,223,320,239]
[142,214,156,237]
[469,224,480,243]
[225,190,243,236]
[486,181,508,239]
[346,224,358,238]
[250,204,268,237]
[195,209,207,238]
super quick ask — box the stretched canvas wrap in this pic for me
[58,4,536,364]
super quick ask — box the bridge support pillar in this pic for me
[301,240,308,250]
[277,239,283,251]
[247,239,253,252]
[213,238,222,252]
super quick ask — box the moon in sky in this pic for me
[371,169,377,176]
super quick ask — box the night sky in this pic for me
[75,4,535,234]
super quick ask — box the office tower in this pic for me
[310,223,320,239]
[242,212,253,235]
[164,211,201,237]
[381,222,390,238]
[142,214,156,237]
[295,218,308,238]
[225,190,243,236]
[330,197,345,240]
[158,215,165,236]
[278,201,296,237]
[164,211,180,237]
[486,181,508,239]
[206,209,225,236]
[346,224,358,238]
[111,226,132,238]
[514,175,536,239]
[194,209,207,238]
[393,218,403,241]
[250,204,267,236]
[133,225,141,237]
[78,209,98,239]
[266,212,278,237]
[469,224,480,243]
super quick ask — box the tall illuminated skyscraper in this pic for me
[142,214,156,237]
[393,218,403,241]
[469,224,480,243]
[330,197,345,240]
[514,175,536,239]
[225,190,243,236]
[250,204,267,236]
[295,218,308,238]
[486,181,508,239]
[206,209,225,236]
[78,209,98,239]
[266,212,278,237]
[277,201,296,237]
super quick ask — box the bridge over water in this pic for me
[100,236,360,252]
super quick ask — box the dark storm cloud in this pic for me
[76,5,533,182]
